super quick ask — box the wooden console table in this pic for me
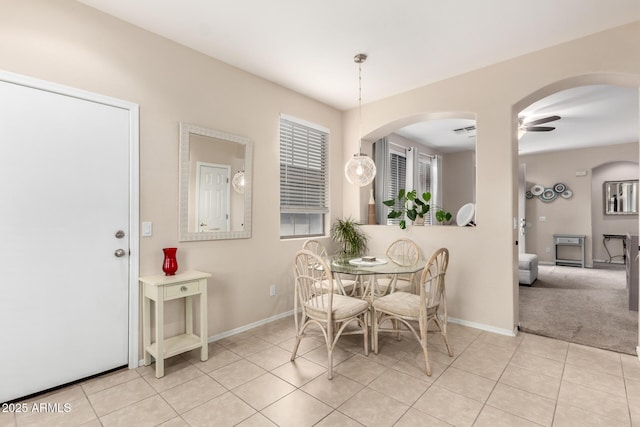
[553,234,586,268]
[139,270,211,378]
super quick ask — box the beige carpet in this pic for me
[519,264,638,355]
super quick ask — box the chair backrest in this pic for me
[386,238,421,266]
[302,239,328,257]
[419,248,449,311]
[293,249,333,316]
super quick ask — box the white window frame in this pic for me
[279,113,329,238]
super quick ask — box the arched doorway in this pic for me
[513,76,640,356]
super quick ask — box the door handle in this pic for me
[114,249,126,257]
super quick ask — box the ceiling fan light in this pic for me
[345,153,376,186]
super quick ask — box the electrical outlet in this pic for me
[269,285,276,297]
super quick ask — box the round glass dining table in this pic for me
[326,254,425,299]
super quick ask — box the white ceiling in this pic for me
[76,0,640,154]
[395,85,639,155]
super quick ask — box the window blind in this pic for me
[387,152,406,224]
[279,117,328,214]
[418,154,433,224]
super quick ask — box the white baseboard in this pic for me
[206,309,296,344]
[637,346,640,361]
[137,309,296,366]
[448,317,516,337]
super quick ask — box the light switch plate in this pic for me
[142,221,153,237]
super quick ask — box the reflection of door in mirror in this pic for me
[188,133,245,233]
[196,162,230,232]
[179,122,252,241]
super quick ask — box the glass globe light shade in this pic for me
[232,171,245,193]
[344,154,376,186]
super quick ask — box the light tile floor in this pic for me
[2,317,639,426]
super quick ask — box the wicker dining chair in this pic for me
[291,249,369,379]
[373,238,422,295]
[372,247,453,375]
[302,239,359,296]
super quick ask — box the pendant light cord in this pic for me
[358,59,362,154]
[354,53,367,155]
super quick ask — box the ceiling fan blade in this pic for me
[524,115,561,126]
[524,126,555,132]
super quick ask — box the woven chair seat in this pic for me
[306,294,369,320]
[373,291,437,318]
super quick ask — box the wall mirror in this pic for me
[604,180,638,215]
[179,123,253,241]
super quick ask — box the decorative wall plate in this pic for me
[561,189,573,199]
[540,188,557,202]
[530,184,544,196]
[553,183,566,193]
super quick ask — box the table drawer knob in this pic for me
[180,285,187,292]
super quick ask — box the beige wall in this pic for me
[442,150,476,218]
[1,0,639,339]
[520,143,639,266]
[0,0,343,341]
[343,22,640,333]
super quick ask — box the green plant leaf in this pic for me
[406,209,417,221]
[399,220,406,229]
[414,198,425,207]
[398,189,405,200]
[387,210,402,219]
[406,190,417,201]
[382,199,396,207]
[330,217,368,256]
[423,192,431,202]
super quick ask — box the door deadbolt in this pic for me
[114,249,126,257]
[115,230,125,239]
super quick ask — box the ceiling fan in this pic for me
[519,115,561,133]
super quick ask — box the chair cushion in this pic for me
[373,292,420,318]
[307,294,369,320]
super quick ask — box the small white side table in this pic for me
[139,270,211,378]
[553,234,586,268]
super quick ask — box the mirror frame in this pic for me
[179,123,253,241]
[603,179,638,215]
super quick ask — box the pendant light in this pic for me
[232,170,245,193]
[344,53,376,186]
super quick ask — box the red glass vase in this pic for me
[162,247,178,276]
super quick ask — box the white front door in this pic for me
[0,73,137,402]
[197,163,230,232]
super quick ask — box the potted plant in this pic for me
[383,189,431,229]
[330,217,368,256]
[435,209,453,224]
